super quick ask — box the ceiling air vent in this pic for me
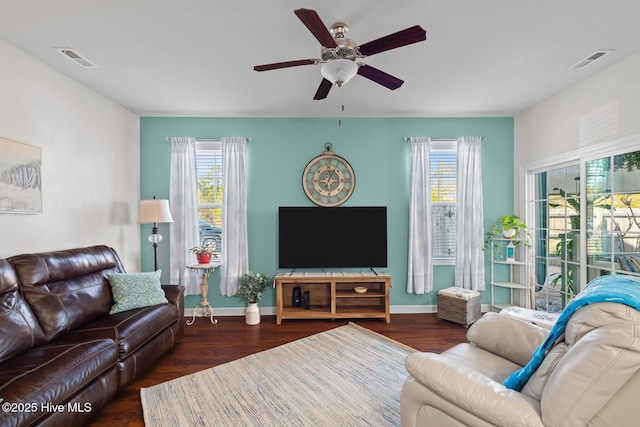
[53,47,98,68]
[570,50,614,70]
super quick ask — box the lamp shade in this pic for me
[137,199,174,224]
[321,59,359,87]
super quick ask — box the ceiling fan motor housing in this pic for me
[321,38,361,61]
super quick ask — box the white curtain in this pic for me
[169,137,200,295]
[220,137,249,296]
[455,136,485,291]
[407,137,433,294]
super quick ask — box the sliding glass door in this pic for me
[528,147,640,312]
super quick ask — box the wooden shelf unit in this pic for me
[274,272,391,324]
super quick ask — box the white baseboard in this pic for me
[184,306,435,318]
[184,307,273,318]
[184,304,494,318]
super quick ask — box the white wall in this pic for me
[514,50,640,208]
[0,39,141,270]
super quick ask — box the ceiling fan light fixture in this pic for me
[321,59,359,87]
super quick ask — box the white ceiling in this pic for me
[2,0,640,118]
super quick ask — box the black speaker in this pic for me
[292,286,302,307]
[303,290,310,309]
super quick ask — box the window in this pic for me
[196,140,223,254]
[431,140,457,261]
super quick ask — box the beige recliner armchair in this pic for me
[401,296,640,426]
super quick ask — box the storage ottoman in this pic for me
[437,287,481,328]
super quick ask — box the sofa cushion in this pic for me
[0,338,119,427]
[0,259,47,364]
[522,303,640,399]
[467,312,549,366]
[58,302,179,358]
[107,270,168,314]
[541,324,640,426]
[9,246,125,341]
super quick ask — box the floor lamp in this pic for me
[137,197,174,271]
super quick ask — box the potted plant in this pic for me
[235,271,272,325]
[484,214,531,258]
[189,241,218,264]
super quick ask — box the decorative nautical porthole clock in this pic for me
[302,143,355,207]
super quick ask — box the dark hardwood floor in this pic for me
[87,313,469,426]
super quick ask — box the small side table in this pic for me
[186,261,221,325]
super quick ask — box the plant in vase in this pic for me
[189,241,218,264]
[484,214,531,259]
[235,271,272,325]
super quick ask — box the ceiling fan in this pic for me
[253,8,427,100]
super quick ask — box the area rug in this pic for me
[140,323,416,426]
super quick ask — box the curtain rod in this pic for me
[164,137,252,142]
[404,136,485,142]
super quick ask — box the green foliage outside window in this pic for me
[198,166,223,227]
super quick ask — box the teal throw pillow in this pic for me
[107,270,168,315]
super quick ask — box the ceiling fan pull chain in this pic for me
[339,86,345,126]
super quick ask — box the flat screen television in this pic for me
[278,206,387,269]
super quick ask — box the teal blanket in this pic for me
[503,275,640,391]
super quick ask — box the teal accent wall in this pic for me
[140,117,514,309]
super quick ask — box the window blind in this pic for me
[196,141,223,252]
[430,143,457,258]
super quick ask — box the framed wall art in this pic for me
[0,136,42,214]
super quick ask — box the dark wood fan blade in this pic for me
[358,25,426,57]
[294,8,337,48]
[357,65,404,90]
[254,59,316,72]
[313,78,333,100]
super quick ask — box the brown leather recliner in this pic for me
[0,246,184,426]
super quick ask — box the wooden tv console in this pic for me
[274,271,392,324]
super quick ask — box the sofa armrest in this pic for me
[466,312,549,366]
[162,284,185,341]
[405,352,544,427]
[162,284,185,320]
[162,284,185,306]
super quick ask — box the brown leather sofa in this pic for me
[0,246,184,427]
